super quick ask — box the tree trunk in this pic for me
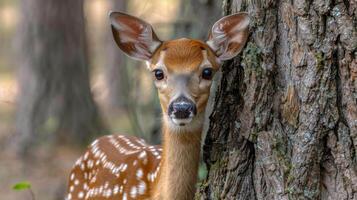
[15,0,106,154]
[198,0,356,199]
[189,0,222,40]
[105,0,127,110]
[174,0,221,40]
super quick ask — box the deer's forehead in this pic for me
[150,39,219,72]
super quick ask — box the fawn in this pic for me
[66,11,249,200]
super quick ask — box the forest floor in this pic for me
[0,76,82,200]
[0,144,81,200]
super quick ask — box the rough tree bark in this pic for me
[15,0,106,154]
[198,0,356,199]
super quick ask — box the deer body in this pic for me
[66,12,249,200]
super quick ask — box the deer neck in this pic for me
[154,116,203,200]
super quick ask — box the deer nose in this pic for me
[168,96,197,119]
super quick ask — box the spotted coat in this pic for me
[66,135,162,200]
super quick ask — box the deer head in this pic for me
[109,12,249,133]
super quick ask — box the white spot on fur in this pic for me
[130,186,137,198]
[78,191,84,199]
[113,185,119,194]
[136,168,143,179]
[138,181,147,194]
[84,152,89,160]
[138,151,147,159]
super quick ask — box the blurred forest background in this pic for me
[0,0,221,199]
[3,0,355,199]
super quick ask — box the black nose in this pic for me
[168,96,197,119]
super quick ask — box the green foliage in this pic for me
[12,181,35,200]
[198,163,208,181]
[12,181,31,191]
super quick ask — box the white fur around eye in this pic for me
[199,50,214,88]
[199,50,213,69]
[199,78,212,90]
[145,61,151,69]
[152,52,168,90]
[154,77,168,90]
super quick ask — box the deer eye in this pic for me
[202,68,213,80]
[153,69,164,80]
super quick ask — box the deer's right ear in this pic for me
[206,13,250,61]
[109,12,162,61]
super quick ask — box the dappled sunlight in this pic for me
[0,74,17,106]
[0,5,18,30]
[0,74,17,140]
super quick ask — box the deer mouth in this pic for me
[170,115,194,126]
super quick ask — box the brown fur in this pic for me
[152,123,202,200]
[150,38,219,71]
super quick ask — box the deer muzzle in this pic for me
[168,96,197,126]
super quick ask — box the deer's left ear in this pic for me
[206,13,250,61]
[109,12,162,61]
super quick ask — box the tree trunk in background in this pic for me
[15,0,106,154]
[105,0,127,110]
[189,0,222,40]
[198,0,356,199]
[175,0,221,40]
[105,1,148,141]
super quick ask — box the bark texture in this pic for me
[198,0,356,199]
[15,0,105,154]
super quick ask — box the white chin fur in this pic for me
[164,114,204,134]
[171,117,193,126]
